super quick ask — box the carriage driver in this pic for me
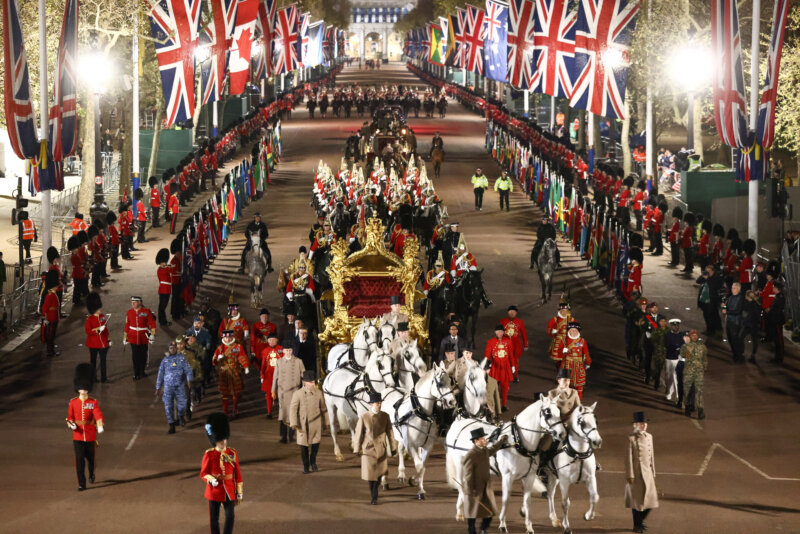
[536,368,581,482]
[530,215,562,269]
[239,212,273,274]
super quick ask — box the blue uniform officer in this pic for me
[155,339,193,434]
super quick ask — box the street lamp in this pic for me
[669,42,712,151]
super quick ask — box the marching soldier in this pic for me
[546,297,572,369]
[156,248,172,326]
[67,363,105,491]
[626,298,648,367]
[462,428,508,534]
[201,413,242,534]
[180,335,204,419]
[681,329,707,420]
[289,370,328,474]
[84,293,110,383]
[259,333,283,418]
[625,411,658,534]
[212,330,250,416]
[219,303,250,350]
[380,295,408,329]
[649,317,669,392]
[273,345,305,443]
[124,296,156,380]
[623,247,643,301]
[555,321,592,399]
[187,315,213,387]
[485,325,513,411]
[155,340,193,433]
[500,305,528,383]
[354,391,398,505]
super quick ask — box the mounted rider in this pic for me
[429,131,444,158]
[285,261,316,303]
[531,215,561,268]
[424,252,452,296]
[308,219,335,260]
[239,212,272,274]
[450,236,492,309]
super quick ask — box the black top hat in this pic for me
[470,428,487,441]
[443,343,456,353]
[632,411,647,423]
[155,248,170,264]
[259,308,270,316]
[74,363,95,393]
[397,322,409,332]
[556,368,571,380]
[390,295,401,305]
[86,293,103,315]
[368,392,382,403]
[205,412,230,446]
[507,305,518,312]
[302,370,316,382]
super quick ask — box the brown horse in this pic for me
[431,147,444,179]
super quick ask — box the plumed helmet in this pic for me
[155,248,170,264]
[727,228,739,241]
[86,292,103,315]
[629,233,644,249]
[701,220,713,233]
[106,211,117,225]
[713,223,725,238]
[170,238,182,254]
[77,230,89,245]
[672,207,683,219]
[683,212,695,225]
[205,413,230,446]
[67,236,79,251]
[46,246,60,264]
[134,187,144,200]
[629,247,644,263]
[73,363,95,393]
[743,238,756,256]
[44,269,60,290]
[148,176,159,188]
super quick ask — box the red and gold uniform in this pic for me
[547,310,572,368]
[450,252,478,279]
[423,269,451,294]
[738,255,754,286]
[67,395,104,488]
[711,237,724,265]
[259,344,283,414]
[201,446,243,503]
[393,231,416,257]
[251,320,277,366]
[500,317,528,380]
[556,335,592,398]
[219,315,250,347]
[485,335,513,406]
[212,342,250,414]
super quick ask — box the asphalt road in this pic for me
[2,62,799,534]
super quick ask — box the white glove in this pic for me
[260,378,263,384]
[645,332,651,339]
[563,348,568,353]
[245,368,250,375]
[97,426,104,434]
[123,339,129,346]
[244,330,250,339]
[68,422,77,430]
[43,319,50,326]
[149,336,155,345]
[209,478,219,487]
[217,354,224,361]
[99,325,106,333]
[551,329,557,335]
[586,365,590,370]
[511,366,516,373]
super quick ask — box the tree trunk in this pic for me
[147,90,164,180]
[78,89,96,214]
[119,90,133,205]
[622,93,632,175]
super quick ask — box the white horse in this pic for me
[245,235,268,308]
[378,321,396,352]
[545,403,603,534]
[326,318,381,373]
[460,359,488,418]
[322,350,396,461]
[446,396,567,534]
[385,362,457,500]
[392,339,427,391]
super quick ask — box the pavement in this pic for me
[2,62,799,534]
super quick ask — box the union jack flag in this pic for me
[507,0,536,89]
[569,0,639,119]
[272,3,300,75]
[254,0,276,80]
[531,0,577,98]
[711,0,748,148]
[1,0,39,160]
[200,0,237,104]
[299,12,310,66]
[756,0,790,151]
[148,0,202,126]
[484,0,504,41]
[456,8,468,68]
[323,25,334,63]
[337,28,345,57]
[464,4,486,75]
[48,0,78,162]
[417,26,431,62]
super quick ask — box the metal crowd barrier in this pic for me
[781,239,800,336]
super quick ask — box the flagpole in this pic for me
[645,0,653,187]
[550,96,555,131]
[748,0,760,243]
[132,8,140,206]
[523,89,529,118]
[38,0,51,258]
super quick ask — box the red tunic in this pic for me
[85,313,109,349]
[213,343,249,397]
[547,312,572,364]
[624,264,643,300]
[485,336,513,384]
[200,447,242,502]
[450,253,478,278]
[668,221,681,244]
[136,200,147,222]
[67,396,104,442]
[124,307,156,345]
[617,189,631,209]
[738,256,753,284]
[259,345,283,393]
[42,292,60,322]
[500,317,528,366]
[150,188,161,208]
[557,336,591,388]
[168,193,180,215]
[157,265,173,295]
[651,208,663,233]
[219,316,250,346]
[251,321,277,364]
[169,254,182,286]
[711,239,724,264]
[698,234,710,255]
[632,191,645,211]
[71,251,87,279]
[680,226,693,249]
[761,280,775,310]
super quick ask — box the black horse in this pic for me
[426,284,453,360]
[452,270,491,345]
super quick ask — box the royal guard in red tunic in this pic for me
[41,270,61,357]
[739,239,756,290]
[393,226,416,257]
[623,248,644,301]
[547,297,573,369]
[149,176,161,228]
[632,181,646,231]
[68,236,88,305]
[167,189,180,234]
[259,333,282,417]
[697,220,712,270]
[500,305,528,383]
[680,212,696,273]
[618,176,633,209]
[450,237,478,279]
[219,303,250,350]
[67,363,105,491]
[556,321,592,399]
[156,248,172,326]
[213,330,250,415]
[251,308,277,367]
[710,224,725,265]
[485,325,513,410]
[668,207,683,266]
[201,413,242,534]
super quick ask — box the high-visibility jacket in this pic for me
[494,176,513,192]
[471,174,489,189]
[22,219,35,240]
[70,218,88,235]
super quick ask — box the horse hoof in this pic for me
[499,527,507,533]
[584,512,594,521]
[564,529,572,534]
[417,492,425,500]
[551,519,562,528]
[335,452,344,462]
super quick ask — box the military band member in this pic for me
[289,370,328,474]
[500,305,528,383]
[381,295,408,329]
[353,391,397,505]
[462,428,508,534]
[485,325,513,411]
[201,413,242,534]
[547,298,572,369]
[67,363,105,491]
[156,340,194,433]
[124,296,156,380]
[212,330,250,416]
[273,346,305,443]
[625,411,658,534]
[555,321,592,399]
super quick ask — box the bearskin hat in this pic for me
[155,248,170,264]
[730,237,743,253]
[727,228,739,241]
[713,223,725,238]
[637,180,646,191]
[93,218,105,231]
[134,187,144,200]
[629,247,644,263]
[629,233,644,249]
[148,176,159,188]
[67,236,79,251]
[648,193,658,206]
[683,212,695,226]
[86,292,103,315]
[87,225,99,239]
[766,260,781,278]
[73,363,95,393]
[106,211,117,225]
[44,269,60,290]
[672,207,683,219]
[622,175,635,187]
[702,220,713,234]
[205,413,230,446]
[170,238,182,255]
[46,246,60,264]
[658,200,668,213]
[743,238,756,256]
[77,230,89,245]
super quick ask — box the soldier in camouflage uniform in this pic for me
[155,340,194,434]
[626,298,648,366]
[681,330,707,420]
[649,318,668,391]
[178,335,204,419]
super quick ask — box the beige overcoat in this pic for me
[485,377,502,418]
[272,355,304,423]
[353,410,397,481]
[289,386,328,446]
[625,430,659,510]
[462,439,505,519]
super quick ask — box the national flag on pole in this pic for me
[229,0,258,95]
[337,29,345,57]
[272,3,300,75]
[201,0,237,104]
[710,0,748,148]
[429,23,444,65]
[569,0,640,119]
[444,12,463,67]
[439,16,449,58]
[298,12,310,66]
[48,0,78,162]
[464,5,486,75]
[417,27,431,62]
[483,0,508,82]
[147,0,202,126]
[532,0,577,98]
[404,30,412,57]
[507,0,536,89]
[2,0,40,159]
[254,0,276,79]
[756,0,790,151]
[323,25,334,63]
[304,21,324,67]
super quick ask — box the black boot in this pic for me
[179,415,186,427]
[279,422,288,443]
[684,406,692,417]
[697,408,705,420]
[168,423,176,434]
[675,399,682,409]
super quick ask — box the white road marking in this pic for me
[125,422,143,451]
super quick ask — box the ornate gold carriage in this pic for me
[317,217,428,355]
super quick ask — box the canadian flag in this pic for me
[229,0,259,95]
